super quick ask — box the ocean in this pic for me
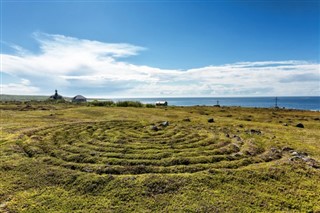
[111,97,320,111]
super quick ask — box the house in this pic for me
[49,90,63,100]
[155,101,168,106]
[72,95,87,103]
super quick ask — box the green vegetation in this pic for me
[0,102,319,212]
[89,100,115,107]
[0,94,49,102]
[115,101,143,107]
[88,100,148,108]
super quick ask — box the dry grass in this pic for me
[0,102,319,212]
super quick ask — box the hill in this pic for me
[0,94,76,102]
[0,94,50,101]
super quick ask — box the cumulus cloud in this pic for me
[1,79,40,95]
[1,32,319,97]
[279,73,320,83]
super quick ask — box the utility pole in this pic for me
[275,97,278,108]
[214,99,220,107]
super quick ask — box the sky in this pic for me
[1,1,319,98]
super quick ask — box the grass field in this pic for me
[0,102,319,212]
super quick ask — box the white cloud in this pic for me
[1,78,40,95]
[1,32,319,97]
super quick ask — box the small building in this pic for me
[72,95,87,103]
[49,90,63,100]
[156,101,168,106]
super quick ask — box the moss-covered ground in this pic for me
[0,102,319,212]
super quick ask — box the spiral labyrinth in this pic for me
[21,120,282,175]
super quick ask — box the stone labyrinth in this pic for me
[20,120,294,175]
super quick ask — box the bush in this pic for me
[145,104,156,108]
[116,101,143,107]
[89,100,114,107]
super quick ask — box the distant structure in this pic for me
[156,101,168,106]
[72,95,87,103]
[214,100,220,107]
[275,97,279,109]
[49,90,63,100]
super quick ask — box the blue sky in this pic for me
[1,1,319,97]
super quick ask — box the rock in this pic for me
[283,123,288,126]
[282,146,294,152]
[232,143,241,150]
[289,156,300,161]
[270,147,277,152]
[231,152,243,157]
[183,118,191,122]
[239,124,244,128]
[208,118,214,123]
[296,123,304,128]
[151,125,159,131]
[287,149,319,168]
[161,121,169,127]
[233,135,242,142]
[300,152,308,157]
[246,129,262,135]
[252,129,261,135]
[225,133,230,138]
[305,158,320,169]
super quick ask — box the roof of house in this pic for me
[73,95,86,100]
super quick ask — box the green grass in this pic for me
[0,102,319,212]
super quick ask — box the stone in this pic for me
[283,123,288,126]
[246,129,262,135]
[208,118,214,123]
[233,135,242,141]
[231,152,243,157]
[289,156,300,161]
[270,147,277,152]
[305,158,320,169]
[161,121,169,127]
[282,146,294,152]
[296,123,304,128]
[183,118,191,122]
[251,129,261,135]
[151,125,159,131]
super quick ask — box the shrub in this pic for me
[116,101,143,107]
[145,103,156,108]
[89,100,114,106]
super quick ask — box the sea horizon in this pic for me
[1,95,319,111]
[107,96,320,111]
